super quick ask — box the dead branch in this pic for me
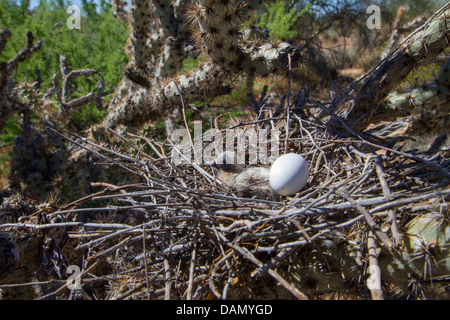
[0,29,42,132]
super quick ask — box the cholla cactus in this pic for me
[381,6,428,60]
[0,29,42,133]
[346,3,450,126]
[381,58,450,135]
[112,0,128,21]
[384,58,450,113]
[105,0,302,128]
[8,108,68,200]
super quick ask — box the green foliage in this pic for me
[180,53,207,74]
[67,104,108,131]
[251,1,312,40]
[0,0,129,147]
[0,0,129,96]
[0,114,22,146]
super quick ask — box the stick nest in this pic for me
[1,103,449,300]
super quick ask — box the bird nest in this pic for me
[1,102,449,300]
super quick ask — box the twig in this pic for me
[374,156,403,246]
[142,224,151,299]
[164,258,172,300]
[284,53,292,153]
[174,81,199,164]
[186,234,198,300]
[367,230,384,300]
[334,189,393,252]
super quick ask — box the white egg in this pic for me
[269,153,309,196]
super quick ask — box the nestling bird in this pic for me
[211,152,274,199]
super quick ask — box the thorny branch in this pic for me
[0,29,43,132]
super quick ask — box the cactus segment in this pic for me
[106,0,301,129]
[384,58,450,112]
[105,60,225,127]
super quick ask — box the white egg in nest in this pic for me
[269,153,310,196]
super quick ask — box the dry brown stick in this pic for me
[0,279,67,289]
[0,221,131,230]
[107,126,155,161]
[302,125,331,183]
[164,256,172,300]
[175,81,199,164]
[315,135,450,177]
[47,127,145,178]
[367,230,384,300]
[374,156,403,246]
[77,223,149,250]
[44,203,182,218]
[56,184,127,212]
[132,133,217,192]
[128,133,167,160]
[90,182,138,204]
[142,224,151,299]
[166,139,220,186]
[222,270,236,300]
[91,235,134,260]
[284,53,292,153]
[369,189,450,214]
[186,235,198,300]
[208,251,234,299]
[251,246,298,278]
[66,129,145,165]
[374,156,391,199]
